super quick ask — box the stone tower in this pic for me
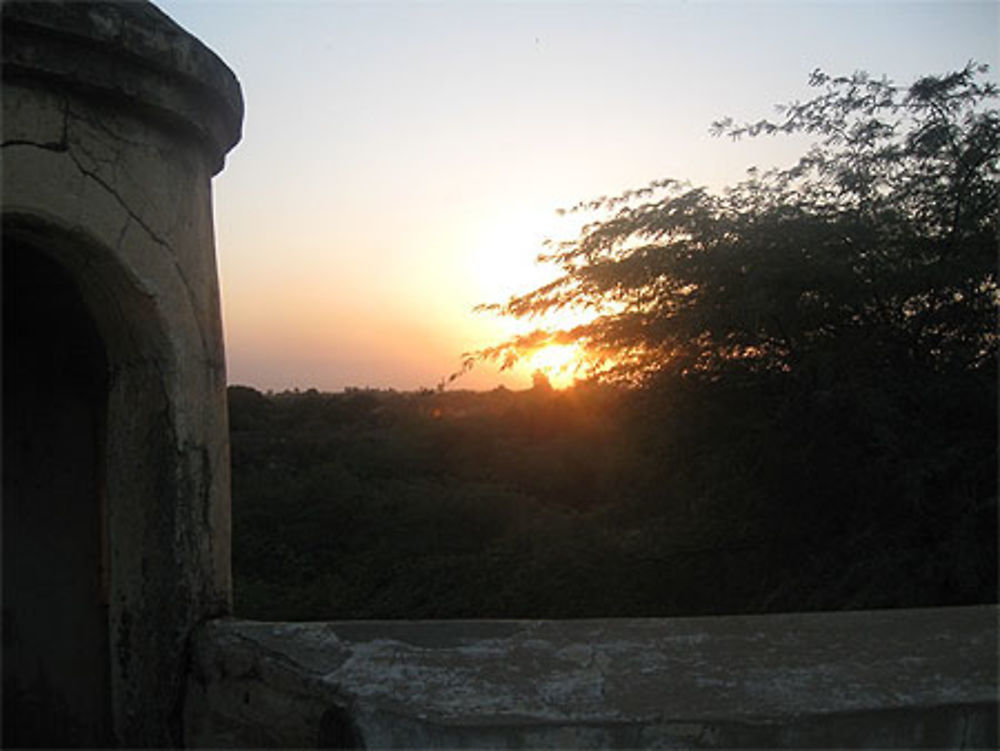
[2,2,242,745]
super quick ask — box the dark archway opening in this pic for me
[3,243,114,747]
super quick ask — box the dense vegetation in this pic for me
[230,377,995,620]
[232,66,996,620]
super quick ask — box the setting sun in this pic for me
[524,342,586,389]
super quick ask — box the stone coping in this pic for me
[2,0,242,173]
[187,605,998,748]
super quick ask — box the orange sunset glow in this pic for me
[156,0,997,393]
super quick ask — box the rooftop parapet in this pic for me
[187,605,999,748]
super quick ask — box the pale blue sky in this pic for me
[158,0,998,391]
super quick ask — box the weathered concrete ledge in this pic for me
[185,605,998,748]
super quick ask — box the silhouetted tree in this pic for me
[475,64,998,385]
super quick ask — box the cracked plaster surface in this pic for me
[4,85,216,315]
[3,70,232,621]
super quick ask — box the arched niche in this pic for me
[3,232,113,747]
[1,214,191,746]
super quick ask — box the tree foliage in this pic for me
[476,64,999,384]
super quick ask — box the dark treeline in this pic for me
[229,373,996,620]
[232,65,997,619]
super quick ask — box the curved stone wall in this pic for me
[2,2,242,745]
